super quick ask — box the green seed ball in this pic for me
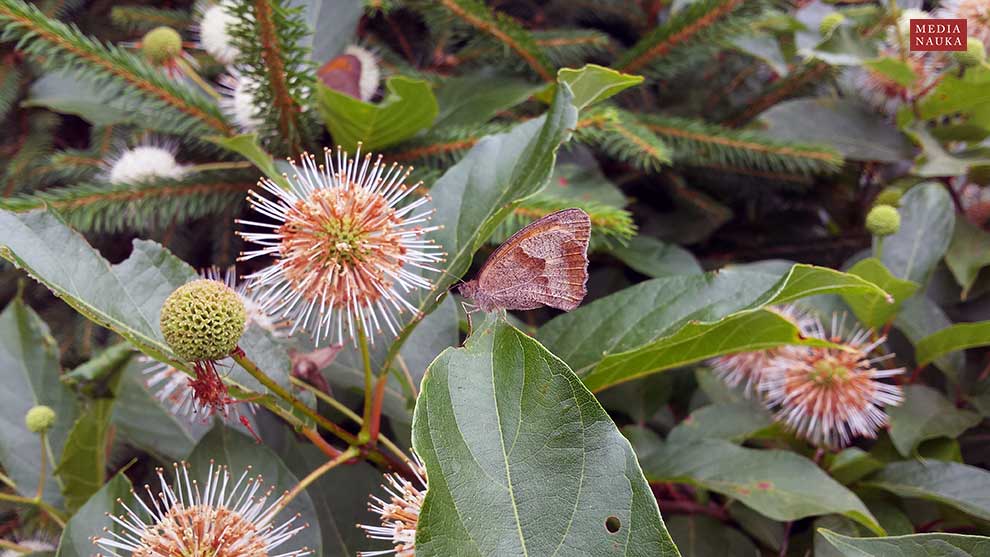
[25,405,56,433]
[819,12,846,36]
[953,37,986,67]
[142,26,183,65]
[160,279,246,361]
[874,186,903,207]
[866,204,901,237]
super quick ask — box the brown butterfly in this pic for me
[317,53,363,100]
[458,208,591,312]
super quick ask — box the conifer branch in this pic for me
[493,194,635,250]
[0,0,231,135]
[109,6,191,33]
[617,0,746,74]
[724,61,833,127]
[574,108,671,172]
[641,114,843,175]
[427,0,555,80]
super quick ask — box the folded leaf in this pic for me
[863,460,990,522]
[817,529,990,557]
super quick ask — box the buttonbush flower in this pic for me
[197,0,240,65]
[92,461,311,557]
[105,143,186,185]
[238,146,444,345]
[358,454,427,557]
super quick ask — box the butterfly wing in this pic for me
[317,54,362,99]
[476,208,590,311]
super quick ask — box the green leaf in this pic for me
[555,64,643,110]
[915,65,990,130]
[888,385,981,456]
[667,401,774,444]
[863,460,990,522]
[628,428,882,534]
[0,209,196,365]
[758,99,914,162]
[54,398,113,513]
[827,448,883,485]
[186,425,322,556]
[296,0,363,65]
[537,264,889,392]
[62,342,133,390]
[0,297,77,504]
[946,219,990,299]
[315,76,438,152]
[55,473,131,557]
[881,182,955,285]
[610,235,703,278]
[915,321,990,368]
[207,133,289,189]
[817,529,990,557]
[111,360,209,461]
[862,58,917,88]
[841,258,918,329]
[666,515,759,557]
[907,126,990,177]
[894,294,964,381]
[433,71,542,128]
[412,316,680,556]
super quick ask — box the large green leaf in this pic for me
[315,76,438,152]
[758,99,914,162]
[186,425,322,556]
[385,65,637,363]
[894,294,964,381]
[627,428,882,534]
[610,235,702,278]
[863,460,990,522]
[0,297,77,504]
[818,530,990,557]
[880,182,955,285]
[666,516,759,557]
[0,209,195,364]
[433,71,542,128]
[54,399,113,513]
[666,401,774,445]
[412,317,680,556]
[207,133,289,188]
[537,264,889,392]
[55,473,130,557]
[887,385,980,456]
[296,0,363,65]
[841,258,918,329]
[555,64,644,110]
[915,321,990,368]
[945,218,990,299]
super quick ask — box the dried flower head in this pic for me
[761,315,904,448]
[92,461,311,557]
[197,0,240,65]
[106,144,186,185]
[238,146,444,345]
[358,453,427,557]
[710,305,811,395]
[142,357,256,424]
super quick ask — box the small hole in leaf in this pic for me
[605,516,621,533]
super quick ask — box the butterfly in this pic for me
[458,208,591,313]
[317,53,363,100]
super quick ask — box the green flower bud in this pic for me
[874,186,903,207]
[160,279,246,361]
[953,37,986,67]
[142,26,183,65]
[25,405,56,434]
[819,13,846,36]
[866,204,901,237]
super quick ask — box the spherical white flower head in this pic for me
[358,453,427,557]
[238,146,445,346]
[199,0,240,65]
[345,45,381,102]
[220,72,263,132]
[108,145,186,185]
[760,314,904,448]
[93,462,312,557]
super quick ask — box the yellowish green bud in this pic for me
[953,37,986,67]
[25,405,56,433]
[866,204,901,237]
[819,13,845,36]
[874,186,902,207]
[160,279,246,361]
[142,26,183,65]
